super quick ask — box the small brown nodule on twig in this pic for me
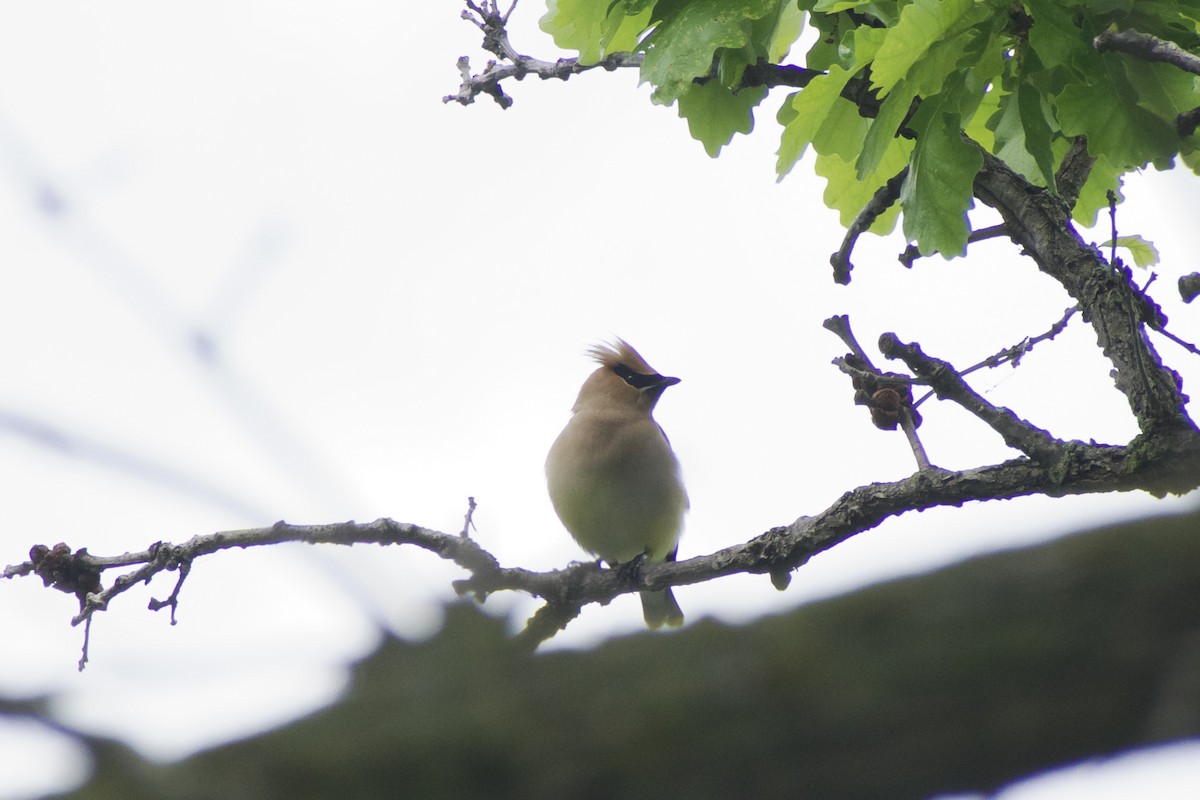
[30,543,102,607]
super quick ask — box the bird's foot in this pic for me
[613,553,648,587]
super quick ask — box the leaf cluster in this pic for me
[540,0,1200,255]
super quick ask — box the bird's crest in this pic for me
[588,338,656,376]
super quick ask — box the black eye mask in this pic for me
[612,363,664,390]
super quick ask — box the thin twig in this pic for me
[899,224,1009,268]
[1108,189,1120,266]
[914,305,1080,408]
[461,496,478,538]
[879,333,1065,463]
[1153,326,1200,358]
[446,0,641,107]
[78,617,92,672]
[831,167,907,284]
[899,410,935,471]
[823,315,878,370]
[146,555,191,625]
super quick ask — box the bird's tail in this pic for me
[641,588,684,629]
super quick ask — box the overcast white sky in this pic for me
[0,2,1198,798]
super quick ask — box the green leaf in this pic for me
[964,76,1002,152]
[1025,2,1182,169]
[990,90,1042,184]
[989,51,1059,189]
[1073,154,1123,228]
[1125,1,1200,42]
[1056,73,1179,169]
[1025,0,1093,72]
[804,11,853,71]
[640,0,779,105]
[814,0,898,18]
[1122,58,1199,123]
[678,83,769,156]
[901,88,982,256]
[1182,146,1200,176]
[759,0,806,62]
[776,64,857,178]
[902,24,991,99]
[1015,56,1059,190]
[717,46,754,88]
[870,0,979,97]
[1090,0,1135,14]
[849,24,890,68]
[915,20,1004,137]
[1102,235,1160,268]
[813,90,871,161]
[816,134,913,232]
[539,0,652,65]
[813,0,868,11]
[856,79,915,179]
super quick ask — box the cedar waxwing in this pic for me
[545,339,687,628]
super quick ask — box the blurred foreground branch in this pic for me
[23,508,1200,800]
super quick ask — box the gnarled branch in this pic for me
[972,149,1194,437]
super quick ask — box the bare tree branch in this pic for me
[1055,136,1095,209]
[1094,29,1200,76]
[898,410,935,471]
[972,149,1194,437]
[879,333,1066,464]
[443,51,644,109]
[443,0,643,107]
[823,314,881,370]
[443,0,823,108]
[10,398,1200,664]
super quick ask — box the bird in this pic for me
[545,339,688,628]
